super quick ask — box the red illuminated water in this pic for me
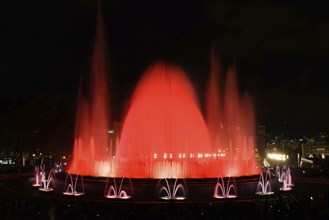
[205,62,259,176]
[206,49,221,151]
[68,6,259,178]
[115,60,259,178]
[68,4,111,176]
[116,62,213,178]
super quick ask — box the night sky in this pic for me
[0,0,328,151]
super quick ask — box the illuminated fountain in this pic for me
[104,178,131,199]
[116,62,214,178]
[158,178,187,200]
[207,51,258,177]
[54,162,63,173]
[63,173,85,196]
[68,1,111,177]
[68,2,259,185]
[213,177,237,199]
[39,169,55,192]
[286,167,294,187]
[280,176,292,192]
[276,165,286,183]
[255,169,274,195]
[116,61,259,178]
[279,167,294,191]
[32,165,42,187]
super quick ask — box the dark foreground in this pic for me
[0,173,329,219]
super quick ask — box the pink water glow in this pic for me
[68,4,110,176]
[115,61,259,178]
[115,62,213,178]
[68,6,259,178]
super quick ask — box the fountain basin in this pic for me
[105,195,132,199]
[213,195,237,199]
[279,187,292,191]
[160,196,186,201]
[255,191,274,196]
[38,188,54,192]
[55,172,261,201]
[63,192,85,196]
[32,183,42,187]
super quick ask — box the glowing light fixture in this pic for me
[267,153,287,161]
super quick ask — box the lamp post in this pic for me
[108,130,114,158]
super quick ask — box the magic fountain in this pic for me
[39,168,55,192]
[255,169,274,195]
[68,2,110,177]
[32,165,42,187]
[104,178,131,199]
[64,2,262,199]
[158,178,187,200]
[63,173,84,196]
[279,166,294,191]
[213,177,237,199]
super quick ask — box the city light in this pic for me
[267,152,287,161]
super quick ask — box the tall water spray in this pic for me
[116,62,213,178]
[206,50,222,151]
[205,54,258,176]
[68,3,111,176]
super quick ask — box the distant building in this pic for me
[303,134,329,157]
[256,125,266,158]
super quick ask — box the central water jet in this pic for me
[116,62,213,178]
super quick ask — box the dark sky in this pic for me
[0,0,328,138]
